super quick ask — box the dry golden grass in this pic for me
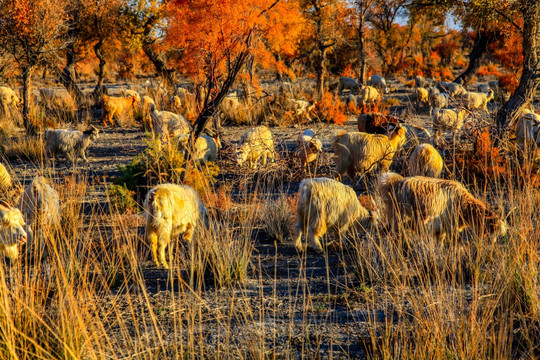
[0,82,538,359]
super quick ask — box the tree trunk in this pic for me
[95,39,106,91]
[358,18,367,85]
[92,38,107,104]
[142,41,175,94]
[315,45,327,100]
[454,31,493,85]
[21,66,37,135]
[496,0,540,136]
[59,42,85,109]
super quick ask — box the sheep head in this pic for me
[0,201,27,248]
[390,125,407,150]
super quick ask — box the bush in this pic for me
[107,184,138,214]
[313,92,347,125]
[116,135,219,196]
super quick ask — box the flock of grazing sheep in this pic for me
[0,71,538,268]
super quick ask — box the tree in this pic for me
[58,0,122,106]
[299,0,347,99]
[0,0,68,133]
[353,0,375,84]
[495,0,540,136]
[166,0,303,143]
[122,0,176,94]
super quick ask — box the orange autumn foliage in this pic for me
[313,92,347,125]
[167,0,304,83]
[498,73,519,93]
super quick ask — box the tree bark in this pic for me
[358,17,367,85]
[21,66,37,135]
[315,45,328,100]
[495,0,540,136]
[142,41,176,94]
[59,42,85,109]
[453,31,494,85]
[94,39,106,92]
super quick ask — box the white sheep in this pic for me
[293,177,375,253]
[144,184,208,269]
[477,84,490,94]
[288,99,315,118]
[0,163,13,191]
[236,126,275,169]
[415,76,428,88]
[18,176,60,257]
[357,86,380,106]
[429,90,449,116]
[408,144,443,178]
[296,129,323,167]
[439,82,465,97]
[176,134,220,165]
[0,86,20,110]
[0,201,27,261]
[45,126,100,165]
[415,87,429,106]
[332,125,407,181]
[144,97,192,139]
[515,111,540,165]
[377,175,507,241]
[338,77,360,95]
[460,89,494,111]
[368,75,389,94]
[432,108,467,142]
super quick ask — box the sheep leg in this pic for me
[293,223,306,251]
[307,226,324,253]
[148,231,160,267]
[158,233,171,269]
[183,224,195,251]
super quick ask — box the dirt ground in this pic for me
[5,80,538,359]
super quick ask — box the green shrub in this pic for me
[107,184,138,214]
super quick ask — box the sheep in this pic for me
[293,178,375,253]
[415,87,429,107]
[0,201,27,261]
[415,76,428,88]
[296,129,323,167]
[145,97,192,139]
[515,111,540,166]
[45,126,100,165]
[0,163,13,191]
[332,125,407,182]
[357,113,401,134]
[408,144,443,178]
[432,108,467,142]
[460,89,494,111]
[0,86,20,109]
[368,75,389,94]
[377,175,507,241]
[357,86,380,106]
[429,91,449,116]
[18,176,60,257]
[338,77,360,95]
[101,93,141,126]
[236,126,275,169]
[477,84,490,94]
[144,184,208,269]
[400,124,433,154]
[439,82,465,97]
[288,99,315,118]
[176,134,220,165]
